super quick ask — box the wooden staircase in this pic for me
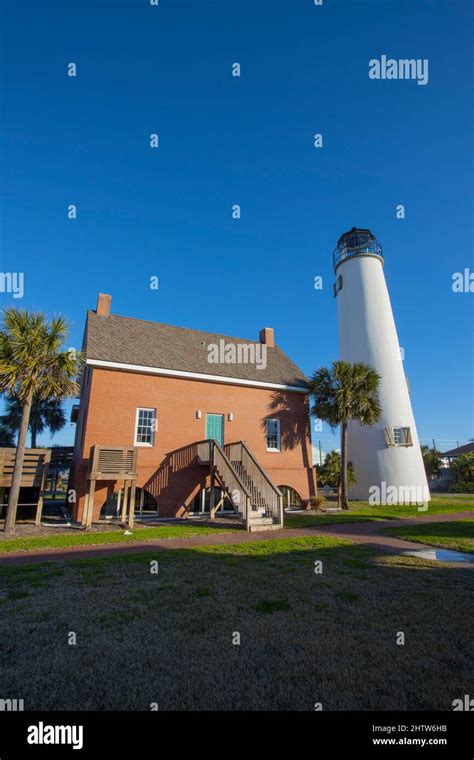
[197,439,283,531]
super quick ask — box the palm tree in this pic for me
[0,309,81,533]
[316,450,357,497]
[309,361,381,510]
[2,396,66,448]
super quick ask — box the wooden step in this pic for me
[248,520,283,532]
[218,447,283,531]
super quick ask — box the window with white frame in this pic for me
[385,426,413,447]
[134,408,156,446]
[266,418,281,451]
[393,427,403,445]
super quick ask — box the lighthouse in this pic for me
[333,228,429,504]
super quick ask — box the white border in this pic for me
[134,407,156,447]
[86,358,309,393]
[265,418,281,452]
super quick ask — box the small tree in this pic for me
[310,361,381,510]
[0,309,81,533]
[421,445,442,480]
[2,396,66,448]
[316,450,357,498]
[450,453,474,492]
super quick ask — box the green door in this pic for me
[206,414,224,446]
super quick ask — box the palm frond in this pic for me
[0,308,83,403]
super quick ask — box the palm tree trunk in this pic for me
[340,420,349,511]
[4,393,33,533]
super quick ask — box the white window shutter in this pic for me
[404,427,413,446]
[384,427,394,446]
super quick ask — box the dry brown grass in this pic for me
[0,536,472,711]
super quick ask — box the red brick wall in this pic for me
[70,367,317,521]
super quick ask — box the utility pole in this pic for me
[432,438,436,451]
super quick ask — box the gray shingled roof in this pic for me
[442,442,474,458]
[85,311,309,389]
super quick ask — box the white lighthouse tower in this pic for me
[334,228,429,504]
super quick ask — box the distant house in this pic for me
[433,442,474,489]
[442,442,474,460]
[69,294,317,530]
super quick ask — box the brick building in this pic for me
[69,294,317,529]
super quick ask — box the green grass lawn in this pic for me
[1,493,472,555]
[379,519,474,554]
[284,493,474,529]
[0,523,231,554]
[0,535,472,711]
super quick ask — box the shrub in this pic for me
[449,481,474,493]
[450,451,474,493]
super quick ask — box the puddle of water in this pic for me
[404,548,474,563]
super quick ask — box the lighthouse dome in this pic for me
[333,227,383,272]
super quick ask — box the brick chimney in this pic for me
[259,327,274,348]
[96,293,111,317]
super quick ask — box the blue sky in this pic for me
[1,0,473,452]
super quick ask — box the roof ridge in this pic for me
[86,310,309,387]
[88,310,281,348]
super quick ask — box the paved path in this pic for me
[303,511,474,567]
[0,511,472,567]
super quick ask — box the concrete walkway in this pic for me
[0,511,472,568]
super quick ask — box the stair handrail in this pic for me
[225,440,283,525]
[239,440,283,498]
[210,440,252,523]
[211,440,252,496]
